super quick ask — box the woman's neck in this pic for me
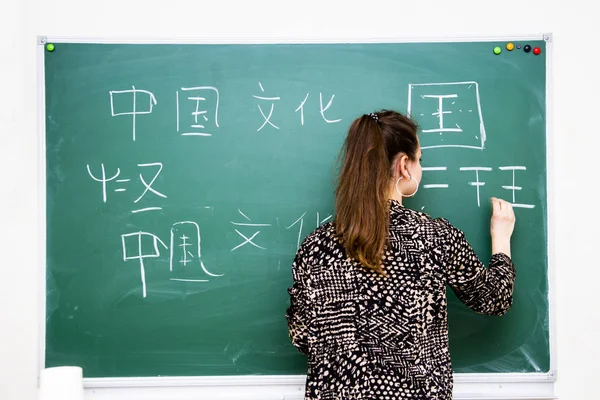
[387,184,404,205]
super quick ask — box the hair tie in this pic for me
[368,112,379,122]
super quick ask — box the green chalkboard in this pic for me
[44,40,550,377]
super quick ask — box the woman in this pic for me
[286,110,516,400]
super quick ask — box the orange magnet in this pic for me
[506,42,515,51]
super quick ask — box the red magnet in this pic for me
[533,47,541,55]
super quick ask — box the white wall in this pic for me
[1,0,597,399]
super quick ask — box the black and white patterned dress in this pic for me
[286,200,516,400]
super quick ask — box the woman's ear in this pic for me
[397,154,410,179]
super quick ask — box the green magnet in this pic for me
[46,43,55,52]
[493,46,502,55]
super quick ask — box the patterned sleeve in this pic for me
[442,220,516,316]
[285,243,311,355]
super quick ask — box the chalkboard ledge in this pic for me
[77,373,556,400]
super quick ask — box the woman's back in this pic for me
[286,200,515,400]
[286,110,516,400]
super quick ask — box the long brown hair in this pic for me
[334,110,419,274]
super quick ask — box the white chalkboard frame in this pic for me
[36,33,556,400]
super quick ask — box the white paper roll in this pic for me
[38,366,84,400]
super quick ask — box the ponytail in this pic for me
[334,110,419,274]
